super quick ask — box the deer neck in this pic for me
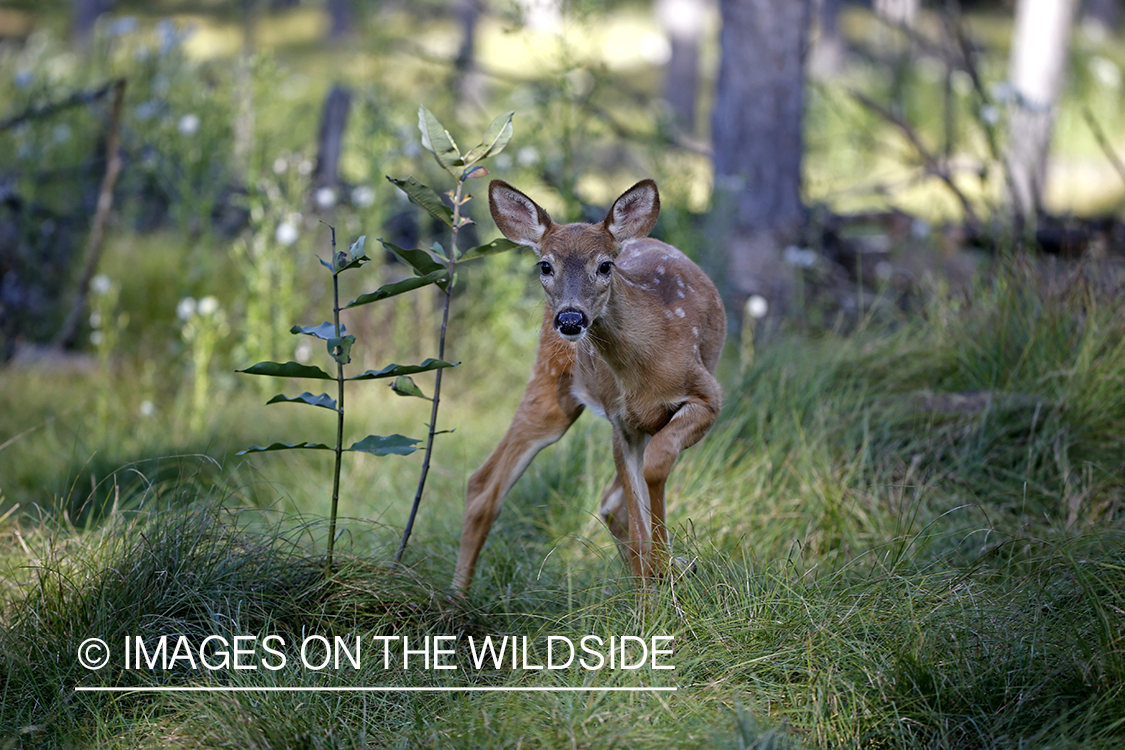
[586,280,658,383]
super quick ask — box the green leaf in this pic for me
[427,243,455,290]
[348,358,458,381]
[237,441,334,455]
[266,392,338,410]
[343,270,449,309]
[236,361,333,380]
[335,254,368,273]
[328,335,355,365]
[378,239,447,276]
[348,235,367,262]
[418,105,463,172]
[462,111,515,166]
[459,237,525,261]
[348,434,421,456]
[390,375,429,399]
[386,177,454,229]
[290,322,344,340]
[332,235,369,273]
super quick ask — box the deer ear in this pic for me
[489,180,553,251]
[604,179,660,243]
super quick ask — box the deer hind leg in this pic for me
[640,385,722,579]
[453,348,582,594]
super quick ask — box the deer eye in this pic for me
[538,260,553,276]
[597,260,614,276]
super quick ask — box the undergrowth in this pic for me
[2,259,1124,749]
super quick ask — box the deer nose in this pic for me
[555,309,588,338]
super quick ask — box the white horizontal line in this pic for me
[76,686,676,693]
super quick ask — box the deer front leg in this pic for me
[453,345,583,594]
[611,426,654,580]
[598,476,630,567]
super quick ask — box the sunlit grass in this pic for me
[3,258,1124,748]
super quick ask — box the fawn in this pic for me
[453,179,725,592]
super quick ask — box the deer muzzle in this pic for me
[554,309,589,340]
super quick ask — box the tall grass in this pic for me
[2,258,1124,748]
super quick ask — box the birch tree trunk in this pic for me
[1005,0,1079,226]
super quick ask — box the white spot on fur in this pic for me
[676,277,685,287]
[656,265,665,275]
[691,326,699,337]
[664,309,673,318]
[677,289,685,298]
[675,307,685,318]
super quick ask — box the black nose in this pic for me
[555,309,588,337]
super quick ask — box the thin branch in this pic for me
[53,78,127,350]
[0,78,121,132]
[850,89,982,234]
[395,179,463,564]
[328,225,345,574]
[1082,107,1125,190]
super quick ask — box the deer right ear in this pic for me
[489,180,552,251]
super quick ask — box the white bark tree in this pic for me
[1005,0,1079,225]
[874,0,918,29]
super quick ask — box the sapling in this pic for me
[236,106,521,571]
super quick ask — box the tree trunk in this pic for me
[328,0,354,38]
[709,0,811,324]
[874,0,918,28]
[71,0,110,45]
[657,0,708,134]
[233,0,260,183]
[314,84,352,189]
[1005,0,1079,227]
[810,0,847,77]
[1083,0,1120,34]
[454,0,485,108]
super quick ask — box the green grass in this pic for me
[2,259,1124,749]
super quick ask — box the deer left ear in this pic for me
[604,179,660,243]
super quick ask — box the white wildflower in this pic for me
[1090,56,1122,89]
[178,113,200,137]
[177,297,197,321]
[351,185,376,208]
[276,221,299,246]
[315,186,337,209]
[745,295,769,319]
[197,296,219,316]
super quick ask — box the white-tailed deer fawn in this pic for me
[453,179,725,593]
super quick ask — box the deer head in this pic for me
[488,179,661,342]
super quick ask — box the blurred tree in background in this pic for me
[708,0,811,327]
